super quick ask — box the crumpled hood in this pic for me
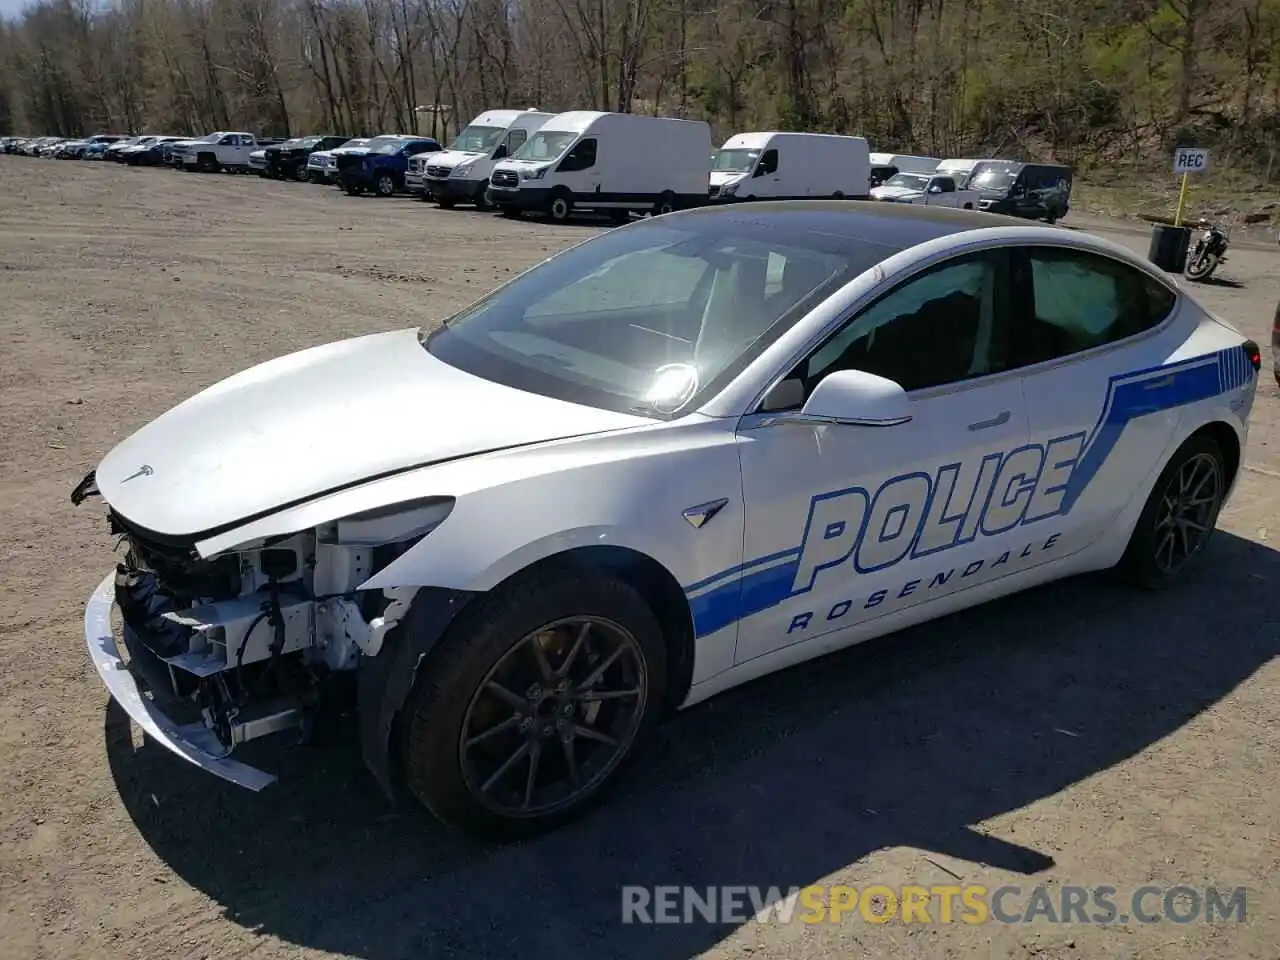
[870,185,924,201]
[95,328,648,537]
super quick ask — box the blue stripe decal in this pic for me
[685,348,1251,638]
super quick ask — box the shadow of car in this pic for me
[104,531,1279,960]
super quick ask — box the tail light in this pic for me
[1243,340,1261,373]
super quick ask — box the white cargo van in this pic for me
[709,131,871,200]
[933,158,986,188]
[869,152,941,186]
[411,108,556,208]
[486,111,712,223]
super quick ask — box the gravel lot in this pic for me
[1,159,1278,960]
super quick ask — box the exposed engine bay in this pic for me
[105,503,421,756]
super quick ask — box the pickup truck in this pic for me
[335,136,441,196]
[868,171,979,209]
[170,132,260,173]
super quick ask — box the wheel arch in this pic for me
[1189,419,1242,492]
[359,543,697,800]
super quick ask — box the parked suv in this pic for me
[264,135,349,180]
[968,160,1072,222]
[336,136,441,196]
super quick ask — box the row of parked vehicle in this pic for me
[1,111,1074,224]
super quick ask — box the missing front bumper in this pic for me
[83,571,278,791]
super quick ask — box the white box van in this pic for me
[411,108,556,208]
[933,158,986,188]
[486,111,712,223]
[710,131,871,200]
[869,152,941,186]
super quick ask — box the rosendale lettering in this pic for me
[786,533,1062,634]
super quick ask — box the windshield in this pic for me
[422,215,900,417]
[711,148,760,173]
[374,139,415,154]
[969,162,1020,191]
[884,173,930,190]
[294,136,322,148]
[512,130,579,161]
[450,124,506,153]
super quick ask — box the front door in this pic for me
[554,137,601,202]
[733,248,1044,666]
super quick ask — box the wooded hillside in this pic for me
[2,0,1280,180]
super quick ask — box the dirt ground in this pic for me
[0,159,1277,960]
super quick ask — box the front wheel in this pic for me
[1185,251,1219,281]
[375,173,396,197]
[400,568,666,841]
[1114,433,1227,589]
[547,191,573,222]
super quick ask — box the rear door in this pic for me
[1005,243,1194,561]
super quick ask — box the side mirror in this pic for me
[493,144,508,160]
[928,184,942,194]
[763,369,912,427]
[753,166,766,178]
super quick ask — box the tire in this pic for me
[1113,432,1227,589]
[437,196,456,209]
[547,190,573,223]
[474,182,492,211]
[342,180,362,196]
[963,202,974,210]
[608,210,630,226]
[400,567,667,841]
[293,164,309,182]
[197,154,218,173]
[832,191,845,199]
[501,206,521,219]
[375,173,396,197]
[653,191,676,216]
[1185,252,1219,282]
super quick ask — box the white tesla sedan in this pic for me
[73,202,1261,840]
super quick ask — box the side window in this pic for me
[505,129,527,153]
[932,176,956,193]
[790,251,1012,395]
[1015,247,1172,365]
[756,148,779,176]
[559,137,597,172]
[218,135,236,145]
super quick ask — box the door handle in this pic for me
[968,410,1011,431]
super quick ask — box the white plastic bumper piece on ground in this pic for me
[83,572,276,791]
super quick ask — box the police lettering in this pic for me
[790,434,1085,597]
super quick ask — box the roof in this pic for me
[665,199,1050,247]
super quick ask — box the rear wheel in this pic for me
[293,164,310,182]
[437,196,456,209]
[400,568,666,841]
[501,206,521,219]
[1114,433,1227,589]
[653,191,676,216]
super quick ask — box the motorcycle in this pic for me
[1184,218,1229,282]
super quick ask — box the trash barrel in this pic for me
[1148,224,1192,273]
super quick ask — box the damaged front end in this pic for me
[75,470,449,790]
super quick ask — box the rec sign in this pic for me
[1172,148,1210,175]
